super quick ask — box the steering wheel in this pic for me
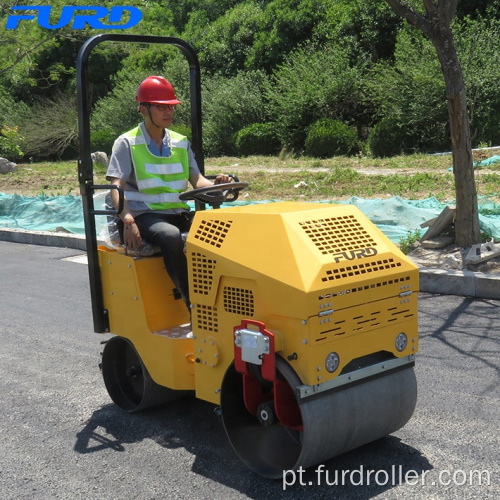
[179,181,248,208]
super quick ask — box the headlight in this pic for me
[325,352,339,373]
[395,332,408,352]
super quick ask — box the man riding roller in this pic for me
[107,76,230,311]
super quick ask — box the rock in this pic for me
[91,151,108,167]
[0,157,17,174]
[464,242,500,265]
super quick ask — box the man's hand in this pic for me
[213,173,232,184]
[123,221,143,251]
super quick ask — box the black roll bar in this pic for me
[76,34,203,333]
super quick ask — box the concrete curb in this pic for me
[419,266,500,300]
[0,228,86,251]
[1,228,499,300]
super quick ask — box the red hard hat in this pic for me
[135,76,181,105]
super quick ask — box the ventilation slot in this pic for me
[319,275,411,295]
[191,253,216,295]
[322,259,402,282]
[300,215,377,255]
[317,306,415,338]
[194,219,232,248]
[223,287,255,316]
[195,305,219,333]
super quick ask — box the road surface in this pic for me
[0,241,498,499]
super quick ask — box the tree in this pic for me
[384,0,480,247]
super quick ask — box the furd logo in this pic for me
[5,5,143,30]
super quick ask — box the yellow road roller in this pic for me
[77,35,418,479]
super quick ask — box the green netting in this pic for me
[0,193,84,234]
[448,154,500,171]
[1,192,500,243]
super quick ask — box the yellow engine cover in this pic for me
[187,202,419,404]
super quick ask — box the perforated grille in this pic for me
[194,219,232,248]
[195,305,219,333]
[191,253,216,295]
[223,287,255,316]
[316,305,415,340]
[322,258,401,282]
[300,215,377,255]
[319,275,411,298]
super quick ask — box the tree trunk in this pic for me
[430,24,481,246]
[384,0,481,247]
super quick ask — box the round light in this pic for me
[325,352,339,373]
[395,332,408,352]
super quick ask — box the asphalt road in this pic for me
[0,241,498,499]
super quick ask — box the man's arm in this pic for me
[108,177,143,250]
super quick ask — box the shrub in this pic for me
[365,28,450,153]
[399,229,422,255]
[267,45,367,151]
[235,123,281,156]
[0,87,28,129]
[90,74,144,140]
[18,92,79,160]
[91,129,116,155]
[368,116,406,157]
[202,71,268,156]
[305,119,359,158]
[0,125,24,160]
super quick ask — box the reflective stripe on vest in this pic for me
[123,126,190,211]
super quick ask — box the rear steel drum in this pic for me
[101,336,187,412]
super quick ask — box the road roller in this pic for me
[77,35,418,479]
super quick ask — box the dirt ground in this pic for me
[408,242,500,274]
[2,150,499,273]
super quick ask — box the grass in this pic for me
[1,153,499,202]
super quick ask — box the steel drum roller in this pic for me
[221,357,417,479]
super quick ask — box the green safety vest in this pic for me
[123,125,190,211]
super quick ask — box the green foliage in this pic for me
[235,123,281,156]
[366,27,450,154]
[454,16,500,147]
[305,119,359,158]
[368,117,407,158]
[90,73,145,141]
[399,229,421,255]
[247,0,326,72]
[0,86,28,127]
[184,1,265,77]
[202,71,268,156]
[0,0,499,160]
[0,125,24,160]
[90,129,116,155]
[456,0,500,19]
[267,44,367,150]
[314,0,402,61]
[366,18,500,154]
